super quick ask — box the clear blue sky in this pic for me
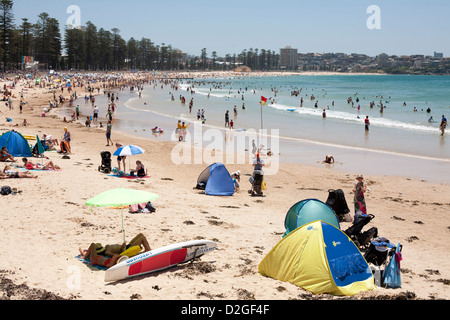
[12,0,450,57]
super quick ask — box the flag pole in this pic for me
[260,96,267,131]
[260,102,263,130]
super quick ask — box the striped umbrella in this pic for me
[113,145,145,157]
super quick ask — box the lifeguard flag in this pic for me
[261,96,267,106]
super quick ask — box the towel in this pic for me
[75,255,108,271]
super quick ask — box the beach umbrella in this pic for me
[113,145,145,157]
[35,135,45,157]
[113,145,146,171]
[85,188,159,242]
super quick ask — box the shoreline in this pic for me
[0,71,449,301]
[82,78,449,184]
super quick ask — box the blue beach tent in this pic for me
[283,199,340,237]
[0,130,33,157]
[259,221,374,296]
[196,163,235,196]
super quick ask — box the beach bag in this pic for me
[145,201,156,213]
[383,243,402,288]
[261,180,267,191]
[1,186,12,196]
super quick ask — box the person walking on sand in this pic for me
[106,120,113,146]
[440,115,447,136]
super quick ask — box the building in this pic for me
[434,52,443,58]
[280,46,298,70]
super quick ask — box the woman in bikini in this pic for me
[0,147,15,162]
[79,234,151,268]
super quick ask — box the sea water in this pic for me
[76,74,450,183]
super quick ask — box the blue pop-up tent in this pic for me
[196,163,235,196]
[0,130,33,157]
[283,199,340,237]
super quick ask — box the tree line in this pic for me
[0,0,280,72]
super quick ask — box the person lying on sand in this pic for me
[21,158,60,170]
[0,165,37,179]
[78,233,151,268]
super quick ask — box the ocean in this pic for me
[75,74,450,184]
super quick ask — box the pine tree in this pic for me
[0,0,14,72]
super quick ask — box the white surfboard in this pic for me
[104,240,217,282]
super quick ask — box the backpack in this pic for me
[145,201,156,213]
[1,186,12,196]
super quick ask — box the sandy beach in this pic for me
[0,71,449,301]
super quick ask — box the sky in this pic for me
[11,0,450,58]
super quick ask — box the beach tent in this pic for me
[196,163,235,196]
[0,130,33,157]
[259,221,374,296]
[283,199,340,237]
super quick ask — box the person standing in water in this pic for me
[440,115,447,136]
[365,116,370,132]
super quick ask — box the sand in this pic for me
[0,71,449,301]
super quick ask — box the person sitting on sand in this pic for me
[323,155,335,164]
[130,160,147,177]
[0,165,37,179]
[78,233,151,268]
[231,171,241,192]
[42,134,58,149]
[21,158,60,171]
[0,147,15,162]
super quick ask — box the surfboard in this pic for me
[104,240,217,282]
[287,109,296,112]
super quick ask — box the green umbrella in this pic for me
[85,188,159,242]
[35,135,45,157]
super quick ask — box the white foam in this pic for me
[267,102,438,133]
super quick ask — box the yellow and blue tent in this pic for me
[259,220,374,296]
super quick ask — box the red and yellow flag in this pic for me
[261,96,267,106]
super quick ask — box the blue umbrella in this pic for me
[113,145,145,157]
